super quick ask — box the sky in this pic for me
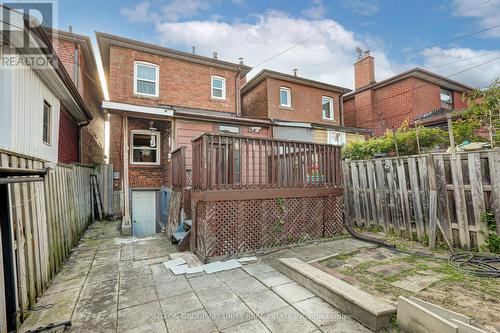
[56,0,500,94]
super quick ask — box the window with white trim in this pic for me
[42,100,51,144]
[322,96,334,120]
[130,130,160,165]
[218,124,240,134]
[440,88,453,109]
[211,76,226,100]
[327,130,346,146]
[134,62,159,96]
[280,87,291,107]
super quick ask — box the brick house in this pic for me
[96,32,272,236]
[0,7,94,166]
[344,51,472,136]
[49,29,106,164]
[241,69,371,145]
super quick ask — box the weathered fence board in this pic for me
[0,151,113,329]
[343,150,500,251]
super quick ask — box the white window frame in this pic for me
[218,124,240,135]
[42,100,51,145]
[280,87,292,107]
[327,130,346,146]
[134,61,159,97]
[211,76,226,100]
[130,130,161,165]
[440,88,453,109]
[322,96,334,120]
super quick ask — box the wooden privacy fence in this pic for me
[0,151,113,329]
[343,150,500,250]
[189,133,344,260]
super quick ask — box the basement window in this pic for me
[42,100,51,144]
[327,130,346,146]
[280,87,291,107]
[322,96,334,120]
[134,61,159,97]
[440,88,453,109]
[211,76,226,100]
[130,130,160,165]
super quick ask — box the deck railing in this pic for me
[171,147,187,190]
[192,133,342,191]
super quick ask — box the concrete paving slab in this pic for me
[397,296,458,333]
[163,258,186,269]
[71,298,117,332]
[243,263,276,276]
[159,292,204,315]
[272,282,315,303]
[217,268,249,282]
[19,288,80,332]
[186,266,204,274]
[171,264,188,275]
[43,276,86,295]
[367,263,413,277]
[226,276,268,297]
[196,284,238,307]
[292,297,343,327]
[240,289,288,315]
[155,277,193,300]
[120,274,154,290]
[290,244,336,262]
[118,301,168,333]
[260,305,317,333]
[222,319,270,333]
[320,319,371,332]
[150,262,169,274]
[188,274,223,291]
[119,285,158,309]
[255,270,292,288]
[206,297,256,330]
[237,256,258,264]
[391,274,441,292]
[80,278,118,302]
[165,309,217,333]
[318,238,377,253]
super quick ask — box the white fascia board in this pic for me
[102,101,174,117]
[274,121,312,128]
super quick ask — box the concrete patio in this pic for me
[19,221,374,333]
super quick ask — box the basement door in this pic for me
[132,191,156,236]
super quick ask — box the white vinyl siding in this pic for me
[211,76,226,100]
[0,46,60,162]
[134,62,159,97]
[280,87,291,107]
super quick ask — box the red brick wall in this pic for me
[354,56,375,89]
[58,106,79,164]
[343,98,356,127]
[53,36,105,165]
[265,78,342,126]
[241,80,269,119]
[108,46,239,113]
[109,113,124,190]
[128,118,171,188]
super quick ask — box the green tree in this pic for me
[461,79,500,147]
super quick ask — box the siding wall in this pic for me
[0,46,60,163]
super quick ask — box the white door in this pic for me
[132,191,156,236]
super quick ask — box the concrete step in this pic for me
[278,257,396,332]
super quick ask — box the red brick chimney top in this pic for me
[354,50,375,90]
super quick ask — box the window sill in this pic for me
[322,118,336,122]
[129,163,161,167]
[132,93,160,100]
[279,106,293,111]
[210,97,227,103]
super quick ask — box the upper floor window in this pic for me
[322,96,334,120]
[440,88,453,109]
[130,130,160,165]
[134,62,159,97]
[42,100,51,144]
[211,76,226,100]
[280,87,291,107]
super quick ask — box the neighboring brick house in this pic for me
[344,51,472,136]
[48,29,106,164]
[241,70,371,145]
[96,32,272,236]
[0,8,92,166]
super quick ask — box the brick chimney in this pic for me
[354,50,375,90]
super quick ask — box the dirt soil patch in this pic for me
[314,237,500,332]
